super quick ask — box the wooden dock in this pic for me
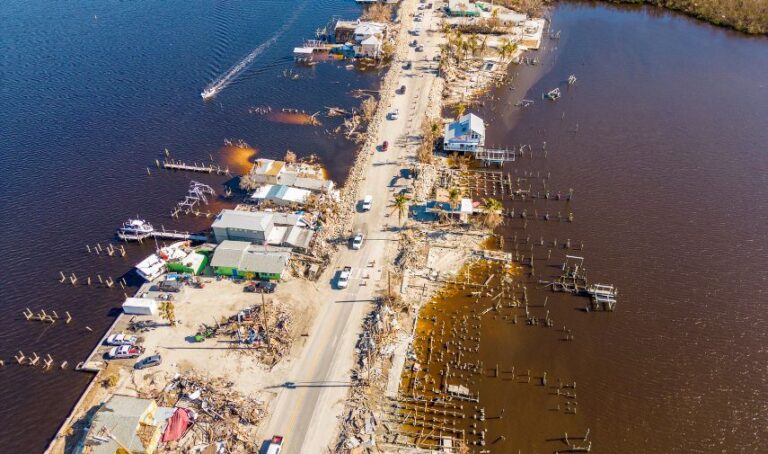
[158,158,230,175]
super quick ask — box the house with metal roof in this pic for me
[248,159,334,193]
[249,184,311,206]
[211,240,291,280]
[81,394,174,454]
[211,209,314,250]
[443,113,486,153]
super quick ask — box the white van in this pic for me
[362,195,373,211]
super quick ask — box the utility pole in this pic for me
[261,292,270,347]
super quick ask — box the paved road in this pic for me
[258,2,442,452]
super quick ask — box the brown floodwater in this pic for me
[400,3,767,453]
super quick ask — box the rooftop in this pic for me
[211,240,291,274]
[212,209,274,232]
[444,113,486,142]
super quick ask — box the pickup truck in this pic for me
[105,333,139,346]
[108,345,145,359]
[337,266,352,289]
[266,435,284,454]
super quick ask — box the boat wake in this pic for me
[201,0,308,100]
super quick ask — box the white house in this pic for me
[354,22,387,42]
[443,113,486,153]
[359,36,382,58]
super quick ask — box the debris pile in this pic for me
[155,374,266,452]
[336,300,400,452]
[225,302,294,367]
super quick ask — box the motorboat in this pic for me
[134,241,192,282]
[117,218,154,241]
[201,87,217,100]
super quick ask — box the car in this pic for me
[414,16,422,22]
[410,39,418,46]
[382,140,389,151]
[134,354,162,370]
[337,267,352,289]
[245,281,276,293]
[266,435,285,454]
[418,4,425,9]
[362,195,373,211]
[108,345,144,359]
[159,279,182,293]
[432,54,442,61]
[389,109,399,120]
[403,61,412,70]
[399,85,406,94]
[416,45,424,52]
[352,233,364,250]
[106,333,139,346]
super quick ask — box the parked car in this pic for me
[382,140,389,151]
[108,345,144,359]
[134,354,162,370]
[159,279,182,293]
[433,54,442,61]
[106,333,138,346]
[388,109,399,120]
[403,61,412,70]
[399,85,406,94]
[245,281,277,293]
[416,45,424,52]
[414,16,422,22]
[266,435,285,454]
[337,267,352,289]
[362,195,373,211]
[352,232,364,250]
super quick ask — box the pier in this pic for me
[158,158,230,175]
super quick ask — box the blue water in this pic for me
[0,0,375,451]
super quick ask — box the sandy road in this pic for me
[258,2,443,452]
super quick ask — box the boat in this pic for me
[200,87,217,100]
[117,218,155,241]
[134,241,192,282]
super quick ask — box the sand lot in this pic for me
[113,277,321,400]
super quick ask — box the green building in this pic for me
[210,240,291,281]
[448,0,481,17]
[166,251,209,275]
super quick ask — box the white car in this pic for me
[389,109,399,120]
[108,345,144,359]
[106,333,138,346]
[337,266,352,289]
[352,233,364,250]
[362,195,373,211]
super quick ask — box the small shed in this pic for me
[123,297,158,316]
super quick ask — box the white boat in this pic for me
[134,241,192,282]
[201,87,217,100]
[117,218,155,241]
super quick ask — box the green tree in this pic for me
[391,193,410,225]
[159,301,176,326]
[453,102,467,119]
[482,198,503,230]
[448,187,462,212]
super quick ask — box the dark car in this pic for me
[134,354,162,370]
[399,85,406,94]
[403,61,412,70]
[245,281,276,293]
[382,140,389,151]
[159,279,182,293]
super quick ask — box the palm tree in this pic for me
[453,102,467,119]
[159,301,176,326]
[498,39,517,62]
[391,193,409,226]
[479,36,488,57]
[448,187,462,212]
[482,198,503,230]
[467,34,479,57]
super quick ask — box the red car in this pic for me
[381,141,389,151]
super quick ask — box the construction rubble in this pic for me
[153,374,266,452]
